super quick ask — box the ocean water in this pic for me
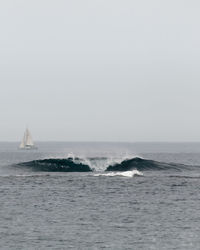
[1,142,200,250]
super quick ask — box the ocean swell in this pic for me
[16,158,93,172]
[106,157,185,172]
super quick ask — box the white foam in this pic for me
[71,154,143,172]
[94,169,143,178]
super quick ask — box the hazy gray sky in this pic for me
[0,0,200,141]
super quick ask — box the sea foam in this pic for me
[94,169,143,178]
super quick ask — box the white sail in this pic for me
[25,129,34,146]
[19,128,37,149]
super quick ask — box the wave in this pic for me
[14,156,196,173]
[16,158,92,172]
[106,157,189,172]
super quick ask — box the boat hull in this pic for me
[19,146,38,150]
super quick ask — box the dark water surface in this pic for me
[0,142,200,249]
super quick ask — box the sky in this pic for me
[0,0,200,142]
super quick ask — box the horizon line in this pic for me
[1,140,200,143]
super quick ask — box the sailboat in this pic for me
[19,128,37,150]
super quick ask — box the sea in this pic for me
[0,142,200,250]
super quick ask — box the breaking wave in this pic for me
[14,156,196,173]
